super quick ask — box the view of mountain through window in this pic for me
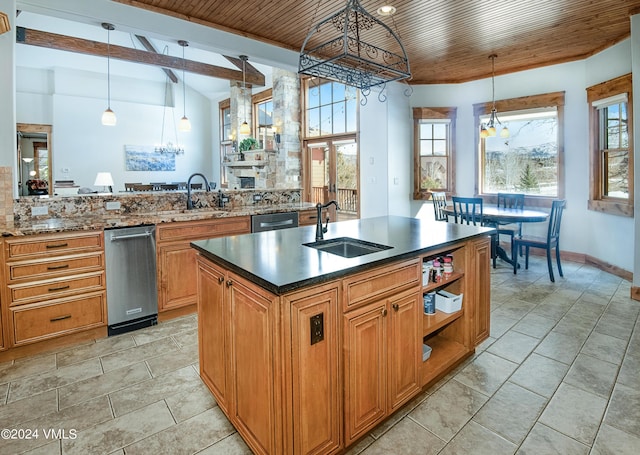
[481,108,559,196]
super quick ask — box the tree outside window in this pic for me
[587,74,633,217]
[474,92,565,207]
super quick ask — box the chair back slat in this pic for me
[430,191,448,221]
[497,193,525,210]
[547,199,566,242]
[452,196,484,226]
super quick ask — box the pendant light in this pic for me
[480,54,509,139]
[101,22,117,126]
[239,55,251,136]
[178,40,191,132]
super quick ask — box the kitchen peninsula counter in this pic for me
[0,202,316,236]
[193,216,494,455]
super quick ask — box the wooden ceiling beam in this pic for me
[16,27,265,86]
[134,35,178,83]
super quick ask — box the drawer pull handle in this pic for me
[392,303,399,311]
[48,285,71,292]
[381,308,388,317]
[47,264,70,270]
[46,243,69,249]
[50,314,72,322]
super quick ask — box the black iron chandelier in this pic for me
[299,0,411,103]
[480,54,510,139]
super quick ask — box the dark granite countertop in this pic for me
[191,215,495,295]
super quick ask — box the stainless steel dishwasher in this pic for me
[105,225,158,336]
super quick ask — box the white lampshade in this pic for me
[239,121,251,135]
[179,116,192,132]
[94,172,114,192]
[102,108,117,126]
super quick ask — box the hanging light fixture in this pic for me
[177,40,191,132]
[155,69,185,155]
[480,54,509,139]
[239,55,251,136]
[299,0,410,104]
[101,22,117,126]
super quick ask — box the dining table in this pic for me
[443,205,549,266]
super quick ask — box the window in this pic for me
[252,89,276,149]
[413,107,456,199]
[304,78,357,137]
[474,92,565,206]
[587,74,633,217]
[219,99,232,187]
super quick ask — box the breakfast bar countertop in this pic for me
[191,215,495,294]
[0,202,317,236]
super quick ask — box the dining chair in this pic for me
[513,199,566,282]
[497,192,525,254]
[160,183,179,191]
[124,182,141,192]
[430,191,448,221]
[452,196,497,268]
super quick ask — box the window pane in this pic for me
[308,107,320,137]
[346,98,357,132]
[420,124,433,139]
[433,124,447,139]
[420,140,433,156]
[333,102,346,134]
[604,150,629,198]
[419,156,447,190]
[308,84,320,108]
[482,112,558,196]
[433,139,447,156]
[320,82,331,105]
[320,104,332,135]
[332,82,345,103]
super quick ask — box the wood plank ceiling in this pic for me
[114,0,640,84]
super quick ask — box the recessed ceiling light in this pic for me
[377,5,396,16]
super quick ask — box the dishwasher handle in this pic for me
[258,219,295,229]
[109,231,153,241]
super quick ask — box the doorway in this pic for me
[17,123,52,196]
[305,136,359,221]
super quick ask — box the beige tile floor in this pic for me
[1,257,639,454]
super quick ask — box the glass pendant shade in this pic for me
[102,108,117,126]
[239,121,251,135]
[179,116,191,132]
[102,23,116,126]
[500,126,510,138]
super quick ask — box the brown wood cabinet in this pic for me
[198,256,342,455]
[2,231,106,348]
[157,217,250,315]
[343,261,422,444]
[196,235,491,454]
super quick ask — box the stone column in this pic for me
[272,68,301,189]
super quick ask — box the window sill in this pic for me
[588,199,633,217]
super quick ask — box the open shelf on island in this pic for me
[423,308,463,336]
[422,271,464,292]
[421,334,470,387]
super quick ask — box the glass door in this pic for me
[306,137,359,221]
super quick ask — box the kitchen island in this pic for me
[191,216,493,455]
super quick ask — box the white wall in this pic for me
[401,40,634,272]
[0,0,17,170]
[16,66,215,191]
[632,14,640,290]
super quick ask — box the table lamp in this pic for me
[94,172,114,193]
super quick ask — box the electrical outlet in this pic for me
[106,201,121,210]
[31,206,48,216]
[253,194,262,202]
[310,313,324,345]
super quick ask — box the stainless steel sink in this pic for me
[303,237,393,258]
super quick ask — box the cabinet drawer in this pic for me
[5,231,103,260]
[9,272,106,306]
[7,252,104,282]
[343,259,421,311]
[298,209,327,226]
[156,216,251,242]
[11,292,106,345]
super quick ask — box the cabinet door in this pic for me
[196,259,229,413]
[344,302,387,445]
[287,284,342,455]
[470,238,491,346]
[228,273,279,455]
[158,243,198,311]
[387,289,422,411]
